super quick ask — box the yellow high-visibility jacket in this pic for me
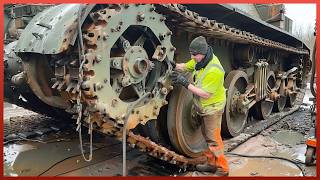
[185,54,226,115]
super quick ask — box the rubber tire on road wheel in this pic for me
[222,70,249,137]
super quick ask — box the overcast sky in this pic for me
[284,4,316,33]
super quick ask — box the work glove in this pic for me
[169,60,176,69]
[170,72,190,88]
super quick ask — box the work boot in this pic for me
[213,168,229,176]
[195,164,217,173]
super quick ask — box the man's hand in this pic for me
[170,72,190,88]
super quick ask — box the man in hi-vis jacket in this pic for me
[170,36,229,176]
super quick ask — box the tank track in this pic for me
[60,4,308,167]
[156,4,308,55]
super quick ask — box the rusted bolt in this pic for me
[122,77,130,86]
[111,28,115,32]
[153,105,158,110]
[162,100,168,105]
[111,99,118,107]
[81,81,90,89]
[112,60,118,67]
[11,72,26,86]
[104,79,108,83]
[150,7,155,12]
[137,13,145,21]
[102,32,108,40]
[161,87,168,95]
[160,16,166,22]
[96,83,103,90]
[96,55,102,63]
[117,119,124,125]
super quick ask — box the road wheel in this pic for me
[222,70,249,137]
[252,71,275,120]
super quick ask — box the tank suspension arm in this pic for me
[254,60,269,101]
[281,67,298,79]
[237,84,256,114]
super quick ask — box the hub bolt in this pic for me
[161,87,168,95]
[96,83,103,90]
[137,13,145,21]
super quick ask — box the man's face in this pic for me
[191,53,205,63]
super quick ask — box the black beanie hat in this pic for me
[189,36,208,55]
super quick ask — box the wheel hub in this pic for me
[54,4,175,133]
[222,70,249,137]
[122,46,151,86]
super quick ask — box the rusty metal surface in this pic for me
[22,56,69,109]
[6,3,310,168]
[251,70,275,120]
[14,4,95,54]
[166,83,206,158]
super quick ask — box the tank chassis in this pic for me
[6,4,309,166]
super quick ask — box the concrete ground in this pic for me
[3,84,316,176]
